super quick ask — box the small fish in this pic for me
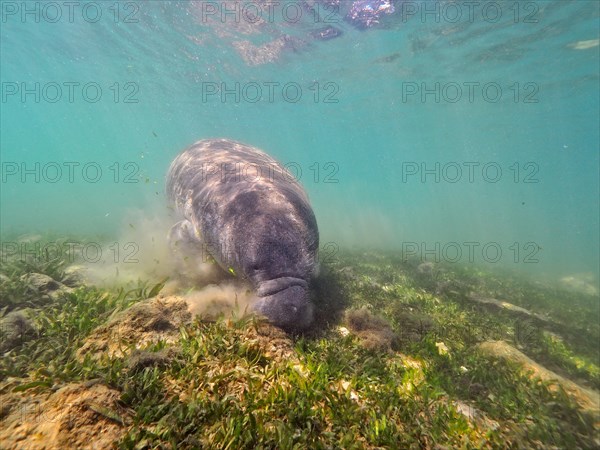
[152,131,158,137]
[228,267,236,276]
[129,223,135,229]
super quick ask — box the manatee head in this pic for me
[252,278,314,332]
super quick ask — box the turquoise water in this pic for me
[1,0,598,282]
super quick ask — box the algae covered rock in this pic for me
[478,340,600,427]
[0,381,131,450]
[77,295,192,359]
[19,272,72,302]
[345,306,398,351]
[0,309,37,353]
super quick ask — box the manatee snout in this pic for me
[253,284,314,332]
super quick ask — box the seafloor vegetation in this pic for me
[1,236,599,449]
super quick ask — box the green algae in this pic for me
[1,237,598,449]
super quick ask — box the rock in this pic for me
[345,307,398,351]
[77,290,298,362]
[0,382,131,449]
[20,273,61,292]
[466,292,549,324]
[0,310,37,353]
[77,296,192,360]
[559,274,599,296]
[417,261,435,275]
[477,340,600,427]
[338,266,358,280]
[394,309,434,343]
[126,348,174,374]
[62,265,88,287]
[19,273,72,301]
[453,400,500,431]
[435,341,450,356]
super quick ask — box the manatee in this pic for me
[166,139,319,331]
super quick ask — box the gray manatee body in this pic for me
[166,139,319,331]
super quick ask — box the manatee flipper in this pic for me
[168,219,199,251]
[167,220,220,283]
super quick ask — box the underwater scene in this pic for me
[1,0,599,448]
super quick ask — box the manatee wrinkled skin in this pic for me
[166,139,319,331]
